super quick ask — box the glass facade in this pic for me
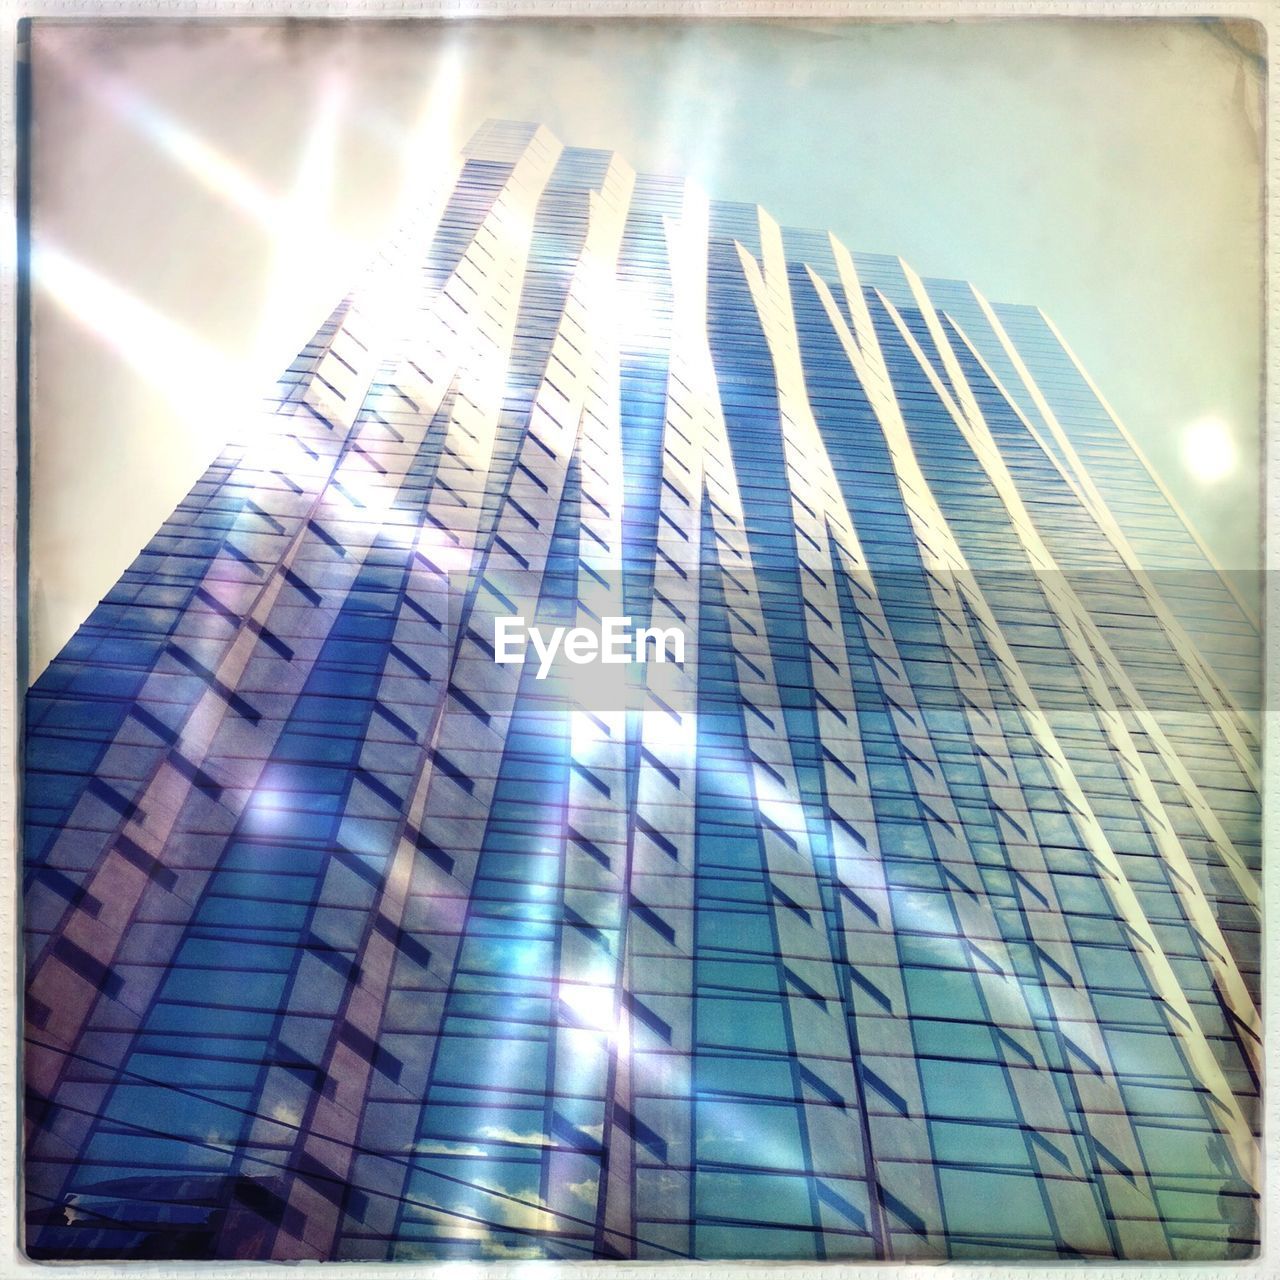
[22,119,1260,1262]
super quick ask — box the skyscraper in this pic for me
[22,119,1261,1263]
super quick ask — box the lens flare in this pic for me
[1182,416,1238,483]
[30,240,255,447]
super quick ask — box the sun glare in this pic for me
[1182,416,1239,483]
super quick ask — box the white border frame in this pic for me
[0,3,1272,1277]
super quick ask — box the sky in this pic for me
[24,16,1264,681]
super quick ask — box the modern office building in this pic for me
[22,119,1261,1263]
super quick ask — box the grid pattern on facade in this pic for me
[22,119,1260,1263]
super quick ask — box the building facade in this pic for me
[23,120,1261,1263]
